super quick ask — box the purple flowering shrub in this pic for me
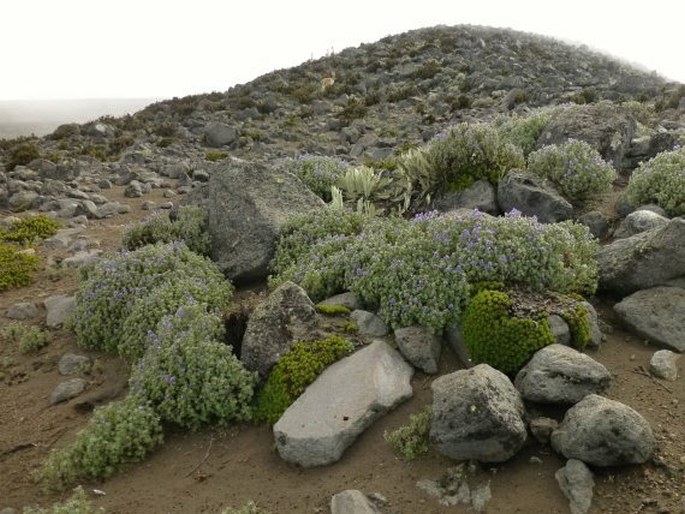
[70,242,232,353]
[624,146,685,216]
[272,209,598,332]
[117,275,233,362]
[527,139,617,203]
[129,303,257,430]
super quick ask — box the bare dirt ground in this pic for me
[1,186,683,514]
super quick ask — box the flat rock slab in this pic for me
[50,378,87,405]
[273,340,413,468]
[614,286,685,352]
[44,295,76,328]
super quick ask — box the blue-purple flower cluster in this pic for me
[527,139,617,203]
[272,208,598,332]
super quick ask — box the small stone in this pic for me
[58,353,91,376]
[44,295,76,328]
[351,310,389,337]
[6,302,38,320]
[649,350,680,381]
[141,201,156,210]
[50,378,87,404]
[330,490,379,514]
[556,459,594,514]
[529,417,559,444]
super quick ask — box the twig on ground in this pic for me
[632,366,674,394]
[185,435,214,477]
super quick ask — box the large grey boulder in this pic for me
[330,490,380,514]
[204,122,238,147]
[273,340,413,467]
[537,102,636,166]
[614,286,685,352]
[394,325,442,374]
[434,180,498,215]
[241,281,317,379]
[5,302,38,320]
[551,394,655,466]
[514,344,612,404]
[613,209,669,239]
[195,160,323,283]
[555,459,594,514]
[430,364,527,463]
[596,218,685,295]
[497,169,572,222]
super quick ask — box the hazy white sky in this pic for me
[2,0,684,101]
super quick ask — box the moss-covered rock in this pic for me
[255,335,354,424]
[462,289,555,375]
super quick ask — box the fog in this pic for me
[0,98,158,139]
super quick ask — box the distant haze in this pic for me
[0,98,158,139]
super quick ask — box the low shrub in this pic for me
[255,336,354,424]
[6,141,41,171]
[122,205,211,255]
[462,289,555,375]
[205,150,228,162]
[1,321,51,353]
[23,486,103,514]
[71,242,226,353]
[117,275,233,362]
[129,303,257,430]
[280,155,349,201]
[493,107,559,156]
[273,209,599,331]
[1,214,60,245]
[37,397,163,491]
[384,407,431,460]
[394,122,524,210]
[0,243,40,291]
[624,146,685,216]
[527,139,617,204]
[315,303,351,316]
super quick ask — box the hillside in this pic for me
[1,24,684,514]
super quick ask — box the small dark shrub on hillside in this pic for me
[205,150,229,162]
[37,396,163,492]
[50,123,80,140]
[527,139,617,204]
[71,242,227,353]
[129,303,257,430]
[337,96,368,124]
[122,205,210,255]
[624,146,685,217]
[6,141,41,171]
[255,336,354,424]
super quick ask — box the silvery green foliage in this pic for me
[272,208,599,332]
[117,275,233,362]
[394,122,525,210]
[527,139,617,203]
[281,154,350,201]
[625,146,685,216]
[71,242,231,353]
[129,302,257,430]
[38,397,163,491]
